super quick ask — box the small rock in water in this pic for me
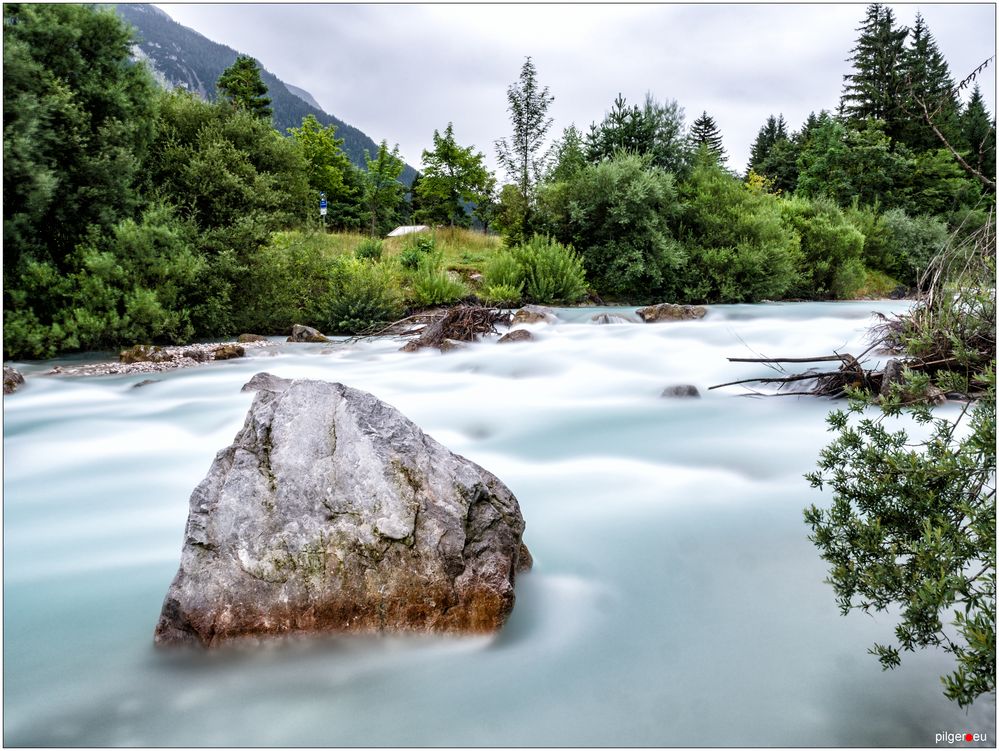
[661,384,701,399]
[512,305,558,325]
[120,344,171,364]
[498,329,534,344]
[155,377,531,647]
[636,303,707,323]
[212,344,245,360]
[238,333,268,343]
[288,324,329,343]
[4,366,25,395]
[132,379,160,389]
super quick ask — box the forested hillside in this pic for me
[113,4,417,184]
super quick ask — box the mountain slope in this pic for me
[114,4,416,185]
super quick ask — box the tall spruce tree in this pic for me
[217,55,272,120]
[495,56,554,234]
[689,111,726,164]
[547,124,588,182]
[747,114,797,192]
[899,13,961,151]
[961,85,997,183]
[840,4,908,141]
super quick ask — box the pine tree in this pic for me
[899,12,960,151]
[217,56,272,120]
[747,114,797,192]
[586,93,687,173]
[689,111,726,163]
[547,124,588,182]
[840,4,908,141]
[961,85,997,183]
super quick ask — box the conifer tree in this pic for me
[217,56,272,120]
[747,114,797,192]
[961,85,997,182]
[689,110,726,163]
[547,124,588,182]
[899,13,960,151]
[840,4,908,141]
[586,93,688,173]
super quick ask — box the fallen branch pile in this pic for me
[709,350,878,397]
[353,305,512,351]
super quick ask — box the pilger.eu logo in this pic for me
[936,731,989,744]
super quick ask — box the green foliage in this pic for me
[216,55,272,120]
[961,85,996,182]
[688,111,726,164]
[318,256,404,334]
[678,158,801,303]
[354,237,383,261]
[288,114,364,231]
[3,2,157,278]
[495,56,554,235]
[537,153,684,300]
[363,140,406,237]
[481,284,524,307]
[546,124,588,183]
[398,234,435,269]
[415,122,493,227]
[493,184,529,245]
[585,93,689,175]
[804,369,996,708]
[781,196,865,298]
[408,253,469,306]
[484,235,586,305]
[839,4,909,142]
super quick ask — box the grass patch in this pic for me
[849,268,902,299]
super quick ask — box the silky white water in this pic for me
[4,302,994,746]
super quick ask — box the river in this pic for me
[4,302,994,746]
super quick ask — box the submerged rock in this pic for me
[155,377,531,647]
[636,303,707,323]
[4,366,24,395]
[288,324,329,343]
[661,384,701,399]
[512,305,558,325]
[498,329,534,344]
[591,313,638,325]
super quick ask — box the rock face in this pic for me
[155,376,531,647]
[512,305,558,325]
[636,303,707,323]
[288,324,328,343]
[4,366,24,395]
[498,329,534,344]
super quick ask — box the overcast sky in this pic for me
[155,3,996,176]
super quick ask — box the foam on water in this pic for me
[4,301,994,746]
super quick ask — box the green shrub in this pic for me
[319,256,404,334]
[483,236,587,305]
[678,159,801,302]
[536,153,684,300]
[354,237,383,261]
[481,284,524,307]
[399,234,436,269]
[411,266,469,306]
[512,235,588,304]
[781,195,865,299]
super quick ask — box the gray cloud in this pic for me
[157,3,995,176]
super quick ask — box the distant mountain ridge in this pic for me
[113,4,417,185]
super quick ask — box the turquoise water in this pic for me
[4,302,994,746]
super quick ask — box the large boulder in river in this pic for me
[4,366,24,395]
[287,324,329,343]
[636,303,707,322]
[155,376,531,647]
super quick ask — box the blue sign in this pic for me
[320,199,327,209]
